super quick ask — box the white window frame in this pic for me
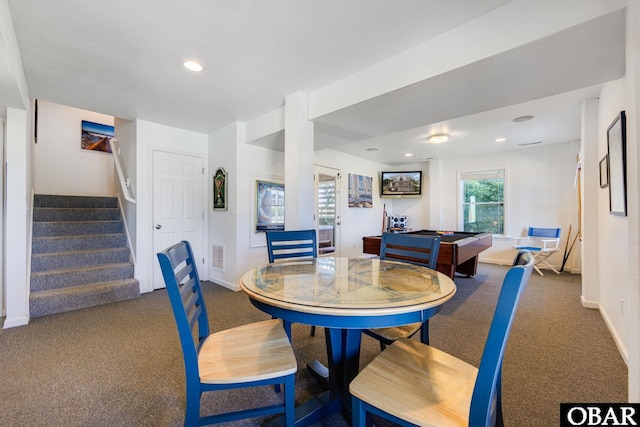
[458,168,507,236]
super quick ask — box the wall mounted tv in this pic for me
[380,171,422,197]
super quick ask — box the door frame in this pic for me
[150,148,207,291]
[314,165,341,257]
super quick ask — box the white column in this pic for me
[4,107,30,328]
[580,98,599,307]
[284,92,315,230]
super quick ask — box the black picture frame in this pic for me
[213,168,227,210]
[599,155,609,188]
[607,111,627,216]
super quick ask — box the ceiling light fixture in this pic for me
[495,137,507,142]
[184,60,204,72]
[428,133,449,144]
[513,115,533,122]
[404,153,413,157]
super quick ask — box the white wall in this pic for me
[432,142,577,269]
[314,148,398,257]
[34,101,115,197]
[4,107,30,328]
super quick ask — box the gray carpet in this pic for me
[0,263,627,426]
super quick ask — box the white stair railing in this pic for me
[109,138,136,204]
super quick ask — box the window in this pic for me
[460,169,505,235]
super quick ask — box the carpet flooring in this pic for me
[0,263,627,426]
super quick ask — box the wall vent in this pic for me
[212,243,225,272]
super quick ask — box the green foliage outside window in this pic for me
[462,175,504,234]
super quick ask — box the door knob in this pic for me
[155,224,162,229]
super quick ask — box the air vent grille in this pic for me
[212,243,224,272]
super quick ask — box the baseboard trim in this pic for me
[599,305,629,366]
[3,315,30,329]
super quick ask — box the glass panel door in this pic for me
[315,165,340,256]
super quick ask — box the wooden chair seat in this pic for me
[350,337,476,426]
[363,322,422,344]
[199,319,297,384]
[351,251,535,427]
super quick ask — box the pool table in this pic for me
[362,230,492,279]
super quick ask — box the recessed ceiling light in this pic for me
[428,133,449,144]
[184,60,203,72]
[366,147,378,152]
[495,137,507,142]
[513,115,533,122]
[404,153,413,157]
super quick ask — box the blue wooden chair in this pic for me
[266,229,318,262]
[157,241,297,426]
[350,251,534,427]
[513,227,561,275]
[266,229,318,336]
[363,232,441,349]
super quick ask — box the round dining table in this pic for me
[240,256,456,426]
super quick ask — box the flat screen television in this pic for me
[380,171,422,197]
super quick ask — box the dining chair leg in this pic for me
[352,397,366,427]
[284,374,295,426]
[310,325,316,336]
[419,321,430,345]
[184,379,201,427]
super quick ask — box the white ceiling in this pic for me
[2,0,627,165]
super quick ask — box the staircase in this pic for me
[30,195,140,317]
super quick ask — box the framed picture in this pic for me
[256,180,285,231]
[607,111,627,216]
[81,120,114,153]
[348,173,373,208]
[599,155,609,188]
[213,168,227,210]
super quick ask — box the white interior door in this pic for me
[315,165,341,256]
[152,150,205,289]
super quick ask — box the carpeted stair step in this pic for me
[31,247,131,272]
[32,233,127,253]
[31,262,135,292]
[34,194,118,209]
[29,278,140,317]
[33,207,121,222]
[30,194,139,318]
[33,220,123,237]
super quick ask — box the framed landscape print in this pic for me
[81,120,114,153]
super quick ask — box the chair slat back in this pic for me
[528,227,561,238]
[379,232,441,269]
[157,241,209,375]
[469,251,534,426]
[266,230,318,262]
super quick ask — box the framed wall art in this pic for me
[599,155,609,188]
[606,111,627,216]
[81,120,114,153]
[213,168,227,210]
[256,180,285,231]
[348,173,373,208]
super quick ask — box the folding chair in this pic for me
[513,227,561,275]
